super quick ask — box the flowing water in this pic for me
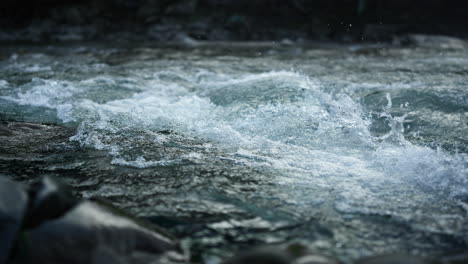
[0,43,467,262]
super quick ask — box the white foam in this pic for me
[2,71,466,203]
[0,80,8,89]
[1,78,75,108]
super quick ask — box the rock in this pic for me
[0,176,28,264]
[23,176,78,229]
[223,249,292,264]
[91,245,128,264]
[18,200,184,264]
[355,254,437,264]
[398,34,466,50]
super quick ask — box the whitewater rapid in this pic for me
[0,44,467,261]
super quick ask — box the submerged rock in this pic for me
[0,177,28,264]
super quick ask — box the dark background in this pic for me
[1,0,468,42]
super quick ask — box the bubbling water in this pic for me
[2,71,466,204]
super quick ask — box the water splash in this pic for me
[2,70,467,203]
[377,93,409,145]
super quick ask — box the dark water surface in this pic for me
[0,42,467,263]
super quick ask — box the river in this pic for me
[0,42,467,263]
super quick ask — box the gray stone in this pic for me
[0,177,28,264]
[21,200,184,264]
[23,176,78,229]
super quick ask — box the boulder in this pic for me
[18,200,185,264]
[2,176,186,264]
[0,177,28,264]
[23,176,78,229]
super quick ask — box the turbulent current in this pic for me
[0,43,467,262]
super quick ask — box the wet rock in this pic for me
[23,176,78,229]
[0,177,28,264]
[19,199,184,264]
[355,254,437,264]
[91,245,128,264]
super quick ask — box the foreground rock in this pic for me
[0,177,28,264]
[20,200,184,264]
[0,176,186,264]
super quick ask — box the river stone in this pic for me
[0,176,28,264]
[23,176,78,229]
[20,200,184,264]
